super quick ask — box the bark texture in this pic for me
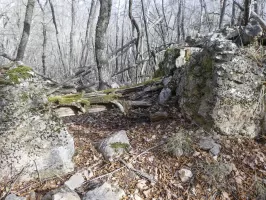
[16,0,35,61]
[95,0,112,90]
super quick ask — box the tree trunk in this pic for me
[69,0,76,74]
[254,0,258,14]
[115,0,121,73]
[231,1,236,26]
[180,0,185,40]
[140,0,151,62]
[129,0,140,56]
[244,0,251,25]
[95,0,112,90]
[16,0,35,61]
[219,0,227,29]
[37,0,48,75]
[177,0,182,41]
[48,0,67,74]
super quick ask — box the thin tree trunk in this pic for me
[231,1,236,26]
[199,0,203,33]
[254,0,258,14]
[85,0,100,67]
[48,0,67,74]
[161,0,169,34]
[129,0,140,58]
[219,0,227,29]
[120,1,127,82]
[177,0,182,41]
[115,0,121,73]
[95,0,112,90]
[260,0,265,19]
[37,0,48,75]
[80,0,97,68]
[16,0,35,61]
[244,0,251,25]
[140,0,151,61]
[69,0,76,74]
[180,0,185,40]
[153,0,166,47]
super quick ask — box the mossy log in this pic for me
[50,79,161,117]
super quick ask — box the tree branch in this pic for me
[0,52,15,61]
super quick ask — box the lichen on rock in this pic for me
[175,32,263,137]
[0,68,75,182]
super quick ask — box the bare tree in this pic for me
[95,0,112,89]
[69,0,76,73]
[48,0,67,74]
[219,0,227,29]
[231,1,236,26]
[244,0,251,25]
[141,0,151,61]
[129,0,140,58]
[16,0,36,61]
[37,0,48,75]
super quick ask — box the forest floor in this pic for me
[4,100,266,200]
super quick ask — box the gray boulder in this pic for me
[5,194,26,200]
[198,137,221,156]
[176,34,263,137]
[64,172,85,190]
[97,130,131,161]
[83,182,125,200]
[0,66,74,182]
[42,186,80,200]
[159,88,172,104]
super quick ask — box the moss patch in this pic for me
[48,93,90,106]
[154,48,181,78]
[110,142,129,152]
[0,78,12,85]
[6,65,33,84]
[88,93,121,104]
[20,92,29,102]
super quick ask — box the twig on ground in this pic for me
[1,167,25,200]
[81,142,164,185]
[119,158,156,183]
[33,160,42,184]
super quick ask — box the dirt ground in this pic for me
[1,103,266,200]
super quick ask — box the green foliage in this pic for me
[6,65,33,84]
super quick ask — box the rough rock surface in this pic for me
[0,67,74,182]
[64,172,85,190]
[83,182,125,200]
[5,194,26,200]
[159,88,172,104]
[178,169,193,182]
[97,130,131,161]
[198,137,221,156]
[176,33,263,137]
[42,186,80,200]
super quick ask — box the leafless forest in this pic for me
[0,0,265,87]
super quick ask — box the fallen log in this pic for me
[49,77,163,117]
